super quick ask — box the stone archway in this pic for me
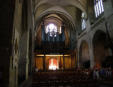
[79,41,90,68]
[93,30,113,68]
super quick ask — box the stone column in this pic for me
[77,48,80,68]
[75,52,77,68]
[89,38,95,69]
[26,28,30,80]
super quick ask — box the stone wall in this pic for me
[77,0,113,68]
[9,0,33,87]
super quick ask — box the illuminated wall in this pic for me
[35,57,43,70]
[35,55,76,70]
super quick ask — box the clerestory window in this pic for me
[81,13,86,30]
[94,0,104,18]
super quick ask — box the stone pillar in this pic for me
[28,0,34,75]
[89,39,95,69]
[32,30,35,73]
[77,48,80,68]
[75,52,77,68]
[26,29,30,80]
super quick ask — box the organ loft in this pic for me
[0,0,113,87]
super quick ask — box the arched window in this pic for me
[81,13,86,30]
[45,23,57,37]
[94,0,104,18]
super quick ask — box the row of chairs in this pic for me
[32,71,96,87]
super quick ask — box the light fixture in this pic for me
[36,54,70,57]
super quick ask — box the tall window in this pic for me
[81,13,86,30]
[94,0,104,18]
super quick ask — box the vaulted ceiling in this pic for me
[34,0,89,53]
[33,0,88,31]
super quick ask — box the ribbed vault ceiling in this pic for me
[34,0,88,31]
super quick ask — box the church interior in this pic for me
[0,0,113,87]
